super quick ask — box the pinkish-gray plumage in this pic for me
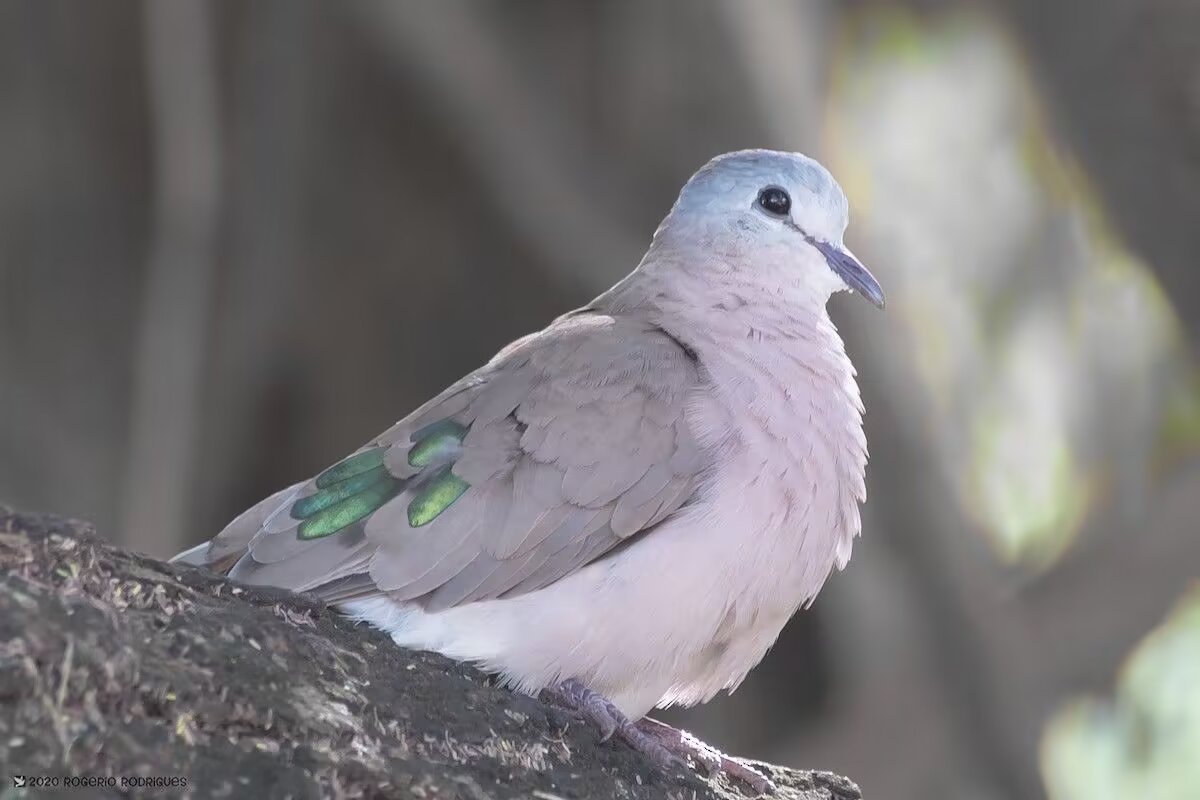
[173,149,883,789]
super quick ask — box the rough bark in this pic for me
[0,507,860,800]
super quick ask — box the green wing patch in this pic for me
[295,474,403,540]
[407,466,471,527]
[407,419,470,467]
[315,448,386,488]
[292,466,388,518]
[293,447,404,540]
[292,420,473,540]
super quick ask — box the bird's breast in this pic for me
[683,326,868,623]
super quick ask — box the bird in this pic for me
[172,149,884,794]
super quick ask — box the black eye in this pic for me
[756,186,791,217]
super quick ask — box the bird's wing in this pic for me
[190,312,705,610]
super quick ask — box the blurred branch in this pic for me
[197,0,317,538]
[991,0,1200,352]
[715,0,830,155]
[342,0,642,292]
[1022,460,1200,691]
[842,315,1049,800]
[121,0,221,556]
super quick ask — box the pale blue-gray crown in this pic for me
[673,149,849,228]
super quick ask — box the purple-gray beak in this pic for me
[809,237,885,309]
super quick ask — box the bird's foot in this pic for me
[633,716,776,795]
[544,679,775,795]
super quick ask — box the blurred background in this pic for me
[2,1,1198,798]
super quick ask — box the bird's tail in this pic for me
[169,541,212,565]
[168,481,305,574]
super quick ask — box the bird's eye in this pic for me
[756,186,791,217]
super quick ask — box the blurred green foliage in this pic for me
[1042,587,1200,800]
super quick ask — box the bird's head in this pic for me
[650,149,885,309]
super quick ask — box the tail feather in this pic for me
[169,540,213,565]
[169,481,305,573]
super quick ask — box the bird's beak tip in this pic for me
[844,253,885,310]
[813,238,886,311]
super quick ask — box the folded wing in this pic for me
[183,312,705,610]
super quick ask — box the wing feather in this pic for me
[194,312,706,610]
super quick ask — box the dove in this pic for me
[172,149,883,793]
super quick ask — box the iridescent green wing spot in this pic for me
[408,419,470,467]
[315,448,386,488]
[292,447,403,540]
[406,419,471,526]
[291,420,474,540]
[292,466,386,518]
[408,465,471,527]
